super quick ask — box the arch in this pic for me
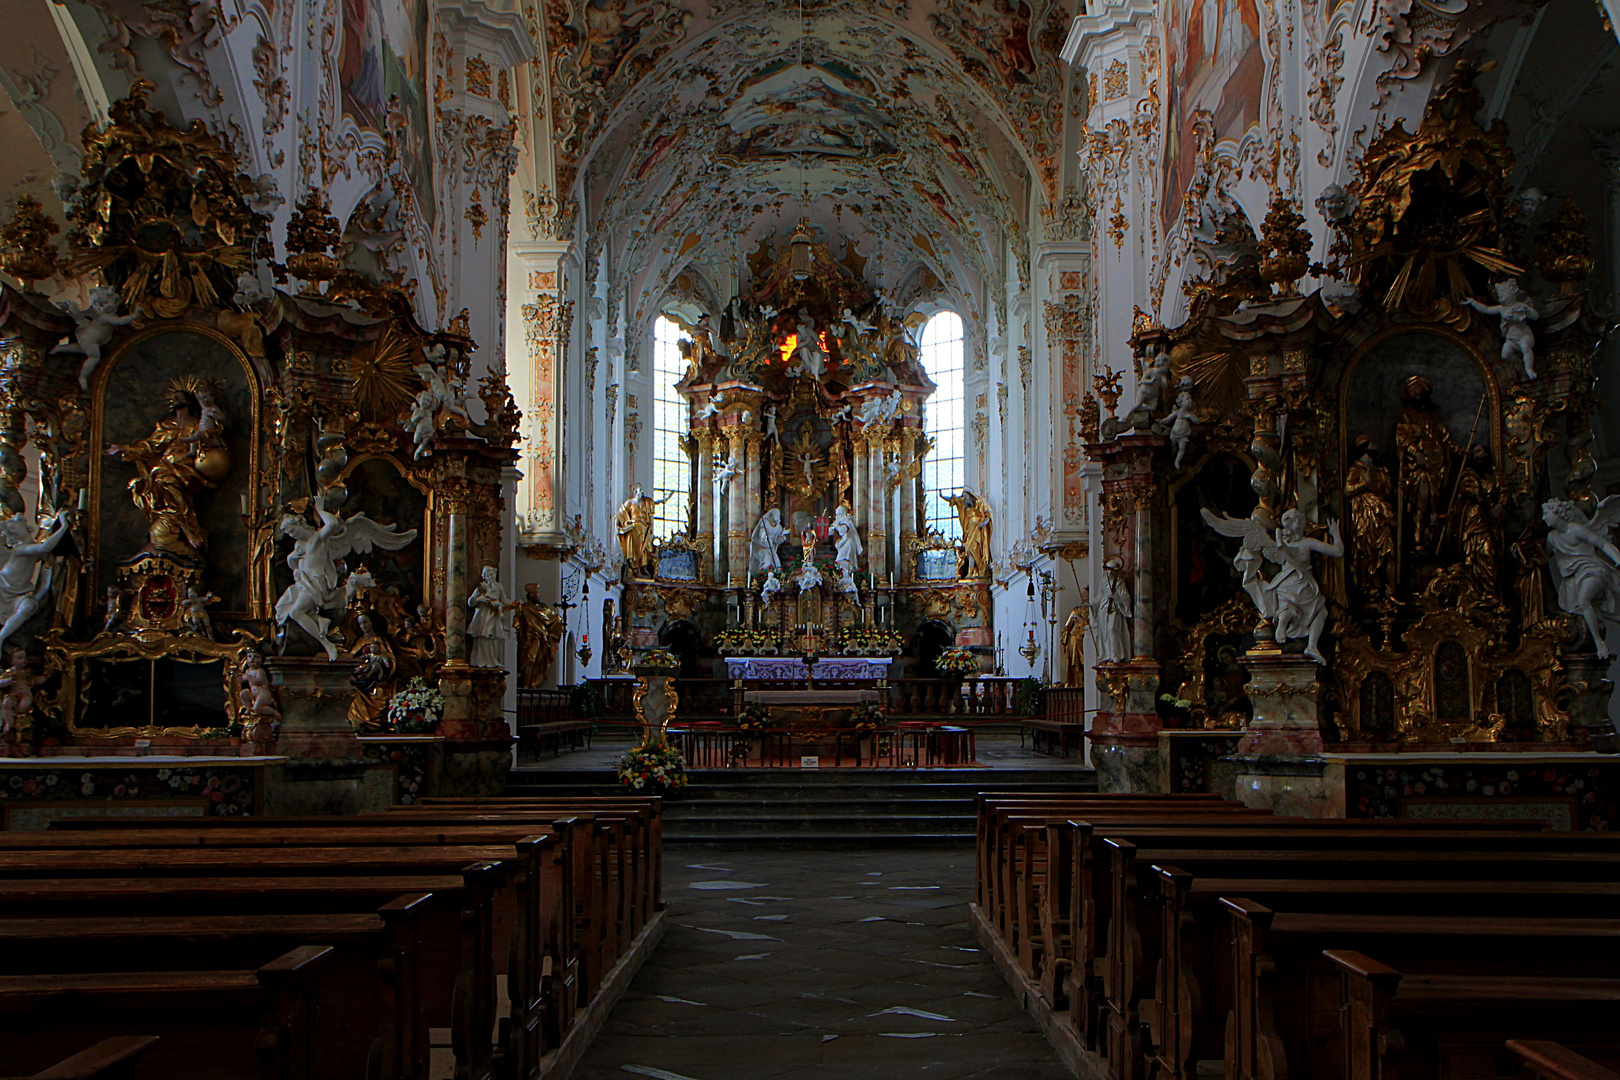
[915,619,957,675]
[651,315,693,541]
[658,618,705,678]
[919,310,965,539]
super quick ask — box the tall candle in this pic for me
[77,488,87,511]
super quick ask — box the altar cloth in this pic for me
[724,656,892,681]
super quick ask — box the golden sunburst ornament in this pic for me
[350,324,421,421]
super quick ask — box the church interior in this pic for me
[1,0,1620,1077]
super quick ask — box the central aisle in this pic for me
[571,849,1071,1080]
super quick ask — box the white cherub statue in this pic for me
[409,353,474,459]
[760,567,783,607]
[713,455,739,492]
[1157,377,1200,468]
[696,392,725,422]
[763,405,780,441]
[53,287,139,389]
[1465,279,1539,380]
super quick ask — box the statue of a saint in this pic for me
[831,502,862,570]
[1394,376,1459,554]
[513,583,564,687]
[944,490,993,577]
[749,509,788,576]
[467,565,512,669]
[1096,558,1132,663]
[616,483,672,576]
[1345,435,1396,602]
[1542,498,1620,658]
[347,613,398,729]
[1454,444,1505,600]
[1062,602,1089,687]
[106,378,231,562]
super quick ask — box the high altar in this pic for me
[0,84,520,806]
[610,227,998,677]
[1085,67,1618,811]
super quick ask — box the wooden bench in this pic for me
[2,1035,159,1080]
[0,946,330,1080]
[1224,901,1620,1080]
[1330,952,1620,1080]
[1511,1041,1620,1080]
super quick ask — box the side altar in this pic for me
[0,84,521,805]
[1085,68,1619,815]
[608,228,999,683]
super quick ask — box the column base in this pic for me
[1229,754,1338,817]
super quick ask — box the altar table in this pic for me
[724,656,892,681]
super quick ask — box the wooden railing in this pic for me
[515,688,572,726]
[1044,686,1085,724]
[889,677,1028,717]
[670,724,975,768]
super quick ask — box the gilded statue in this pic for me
[513,583,564,687]
[106,377,232,562]
[615,483,672,576]
[347,613,398,729]
[944,489,993,578]
[1345,436,1396,602]
[1394,376,1458,555]
[1453,444,1505,601]
[1511,526,1552,632]
[1062,600,1089,687]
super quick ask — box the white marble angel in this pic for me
[836,561,860,600]
[53,287,138,389]
[790,311,827,380]
[1543,497,1620,658]
[0,511,73,656]
[831,503,863,570]
[713,454,739,493]
[274,498,420,661]
[1465,279,1539,380]
[763,405,780,442]
[749,509,788,576]
[1202,507,1343,663]
[696,393,725,422]
[409,355,474,458]
[1156,377,1199,468]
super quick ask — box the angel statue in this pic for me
[1543,498,1620,659]
[749,509,788,576]
[1202,507,1343,663]
[409,354,474,459]
[0,511,73,656]
[273,497,420,661]
[831,502,863,570]
[53,287,138,389]
[713,455,739,493]
[1465,279,1539,380]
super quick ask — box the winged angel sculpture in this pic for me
[1202,507,1343,663]
[274,498,419,660]
[1543,498,1620,658]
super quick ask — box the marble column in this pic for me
[694,427,716,582]
[725,426,748,582]
[1131,486,1153,659]
[446,510,469,662]
[897,427,919,583]
[865,429,887,581]
[744,431,763,540]
[852,429,867,533]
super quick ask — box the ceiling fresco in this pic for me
[538,0,1078,325]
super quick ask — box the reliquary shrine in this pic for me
[1084,67,1616,797]
[0,83,520,796]
[611,230,999,679]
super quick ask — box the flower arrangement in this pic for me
[617,741,688,793]
[838,627,905,656]
[635,648,681,672]
[715,629,779,656]
[735,703,772,734]
[852,702,889,733]
[383,678,444,734]
[934,648,979,678]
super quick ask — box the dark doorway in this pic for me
[915,620,956,676]
[659,620,705,678]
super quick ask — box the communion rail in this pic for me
[668,723,975,768]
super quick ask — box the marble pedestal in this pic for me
[437,664,513,797]
[1229,648,1335,817]
[1087,660,1163,793]
[633,668,677,746]
[261,656,381,815]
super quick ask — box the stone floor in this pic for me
[571,850,1072,1080]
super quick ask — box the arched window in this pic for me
[920,310,965,539]
[651,315,691,540]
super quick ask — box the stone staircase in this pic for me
[504,764,1097,848]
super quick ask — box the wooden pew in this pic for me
[0,897,430,1080]
[1224,901,1620,1080]
[1328,951,1620,1080]
[0,946,331,1080]
[1511,1041,1620,1080]
[1155,875,1620,1080]
[7,1035,159,1080]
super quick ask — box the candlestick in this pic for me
[239,493,249,516]
[77,488,87,511]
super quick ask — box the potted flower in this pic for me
[617,741,688,794]
[634,648,681,675]
[852,702,889,733]
[934,647,979,678]
[735,702,771,736]
[383,678,444,734]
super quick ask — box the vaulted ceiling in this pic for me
[537,0,1081,326]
